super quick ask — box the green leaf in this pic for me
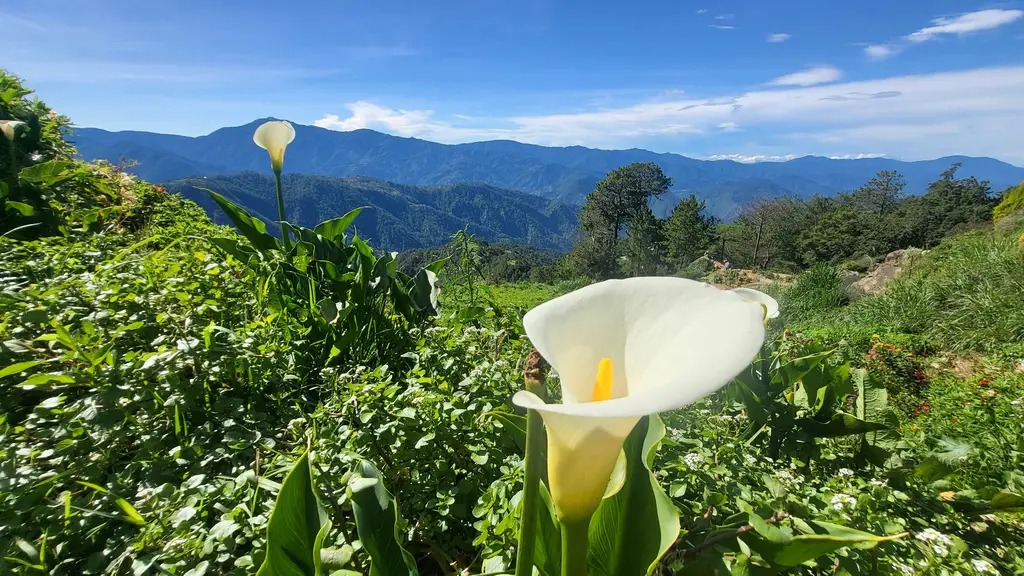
[0,360,49,378]
[532,482,562,576]
[257,451,331,576]
[205,189,281,252]
[410,268,440,316]
[479,412,527,452]
[745,519,904,568]
[588,415,679,576]
[991,491,1024,510]
[114,498,146,526]
[5,201,35,216]
[348,460,418,576]
[18,161,76,186]
[794,413,887,438]
[18,373,74,388]
[313,207,365,245]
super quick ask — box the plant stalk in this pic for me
[515,350,549,576]
[560,515,591,576]
[273,169,290,250]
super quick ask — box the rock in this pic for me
[849,248,925,296]
[838,270,863,299]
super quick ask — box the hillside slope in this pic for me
[74,121,1024,218]
[164,172,579,251]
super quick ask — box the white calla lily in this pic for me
[0,120,27,142]
[253,120,295,173]
[513,277,766,521]
[730,287,780,320]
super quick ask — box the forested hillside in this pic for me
[164,172,578,251]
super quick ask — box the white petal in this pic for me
[252,120,296,152]
[731,287,780,319]
[518,277,764,418]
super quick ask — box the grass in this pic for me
[783,224,1024,352]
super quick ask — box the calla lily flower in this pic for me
[0,120,27,142]
[731,287,780,320]
[253,120,295,173]
[513,277,766,521]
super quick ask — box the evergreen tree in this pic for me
[663,194,718,269]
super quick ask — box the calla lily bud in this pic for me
[0,120,27,142]
[513,277,766,521]
[253,120,296,174]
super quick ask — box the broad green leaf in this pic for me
[589,415,679,576]
[205,189,281,252]
[257,451,331,576]
[18,373,74,388]
[774,349,834,389]
[0,360,49,378]
[348,460,418,576]
[5,200,34,216]
[313,207,365,245]
[114,498,146,526]
[744,519,903,567]
[794,413,887,438]
[991,491,1024,510]
[410,268,440,316]
[18,161,76,186]
[532,482,562,576]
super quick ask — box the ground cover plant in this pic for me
[2,70,1024,575]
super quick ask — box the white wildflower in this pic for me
[971,559,997,574]
[838,467,854,477]
[744,454,757,465]
[830,493,856,511]
[684,452,705,471]
[893,561,915,575]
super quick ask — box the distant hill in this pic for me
[163,172,578,251]
[74,120,1024,220]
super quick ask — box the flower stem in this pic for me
[515,351,548,576]
[273,169,290,250]
[560,516,591,576]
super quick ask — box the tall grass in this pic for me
[788,226,1024,352]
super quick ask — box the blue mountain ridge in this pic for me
[73,119,1024,221]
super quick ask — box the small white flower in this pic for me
[971,559,997,574]
[838,468,854,477]
[870,478,886,487]
[932,544,948,556]
[830,493,856,511]
[684,452,705,471]
[744,454,757,465]
[893,561,915,575]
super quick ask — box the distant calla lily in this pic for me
[513,277,766,522]
[253,120,295,174]
[0,120,26,142]
[731,287,780,320]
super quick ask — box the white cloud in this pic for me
[695,8,707,14]
[314,66,1024,163]
[717,122,741,132]
[768,66,842,87]
[767,33,791,43]
[827,153,886,160]
[908,9,1023,42]
[865,9,1023,58]
[709,24,735,30]
[865,44,897,59]
[704,154,801,163]
[715,14,734,19]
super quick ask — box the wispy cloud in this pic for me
[866,8,1023,58]
[313,66,1024,163]
[767,33,791,43]
[695,8,707,14]
[768,66,842,87]
[709,24,735,30]
[714,14,734,20]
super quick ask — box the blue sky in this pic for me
[4,0,1024,163]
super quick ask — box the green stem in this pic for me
[273,170,290,250]
[560,516,591,576]
[515,360,547,576]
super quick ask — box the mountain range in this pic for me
[164,173,578,251]
[74,120,1024,220]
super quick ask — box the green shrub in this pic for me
[993,181,1024,222]
[778,263,847,325]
